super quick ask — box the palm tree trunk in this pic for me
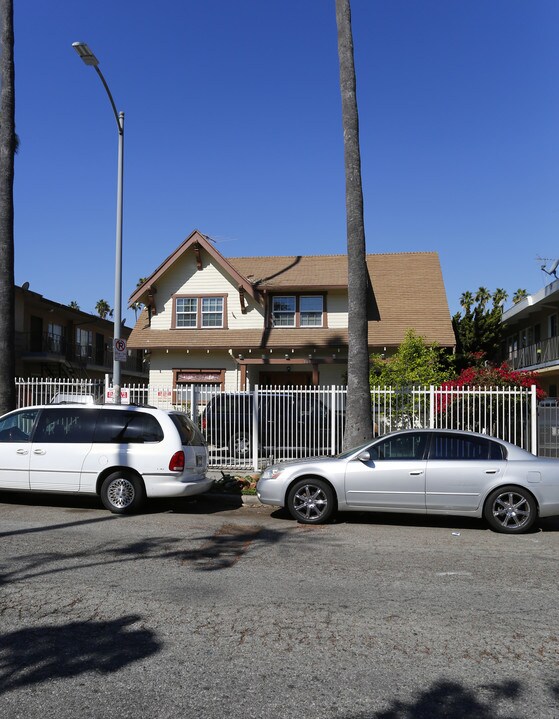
[336,0,372,447]
[0,0,16,414]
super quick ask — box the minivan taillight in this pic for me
[169,450,185,472]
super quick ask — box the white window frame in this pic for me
[300,295,323,327]
[201,297,224,328]
[272,296,296,327]
[271,295,324,328]
[175,296,225,329]
[176,297,198,328]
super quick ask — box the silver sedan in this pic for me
[256,429,559,534]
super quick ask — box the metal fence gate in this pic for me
[14,378,539,469]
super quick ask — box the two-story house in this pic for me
[15,284,148,382]
[502,277,559,397]
[127,230,455,391]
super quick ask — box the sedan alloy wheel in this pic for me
[484,486,537,534]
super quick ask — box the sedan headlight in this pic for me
[260,465,284,480]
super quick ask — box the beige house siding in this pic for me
[150,253,264,332]
[148,351,240,388]
[324,290,348,329]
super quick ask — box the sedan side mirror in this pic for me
[356,450,371,462]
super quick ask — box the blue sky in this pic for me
[13,0,559,326]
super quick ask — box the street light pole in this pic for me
[72,42,124,404]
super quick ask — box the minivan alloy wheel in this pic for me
[101,472,145,514]
[108,478,135,508]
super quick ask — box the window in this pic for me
[201,297,224,327]
[94,410,164,443]
[300,296,323,326]
[175,296,225,329]
[549,314,558,339]
[176,298,198,327]
[272,296,296,326]
[271,295,324,328]
[33,409,97,443]
[47,323,64,353]
[169,413,206,447]
[429,433,504,461]
[0,409,39,442]
[371,433,427,461]
[76,328,93,359]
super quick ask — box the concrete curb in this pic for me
[203,491,262,507]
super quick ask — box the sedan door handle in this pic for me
[33,449,46,455]
[16,448,28,455]
[409,470,424,476]
[485,469,499,474]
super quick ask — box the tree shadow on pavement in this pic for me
[344,677,557,718]
[0,523,295,586]
[0,615,161,696]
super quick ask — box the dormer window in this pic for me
[174,295,226,329]
[300,296,324,326]
[270,294,325,328]
[272,296,296,326]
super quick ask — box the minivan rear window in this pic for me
[169,413,206,446]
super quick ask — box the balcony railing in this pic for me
[507,336,559,370]
[18,331,145,373]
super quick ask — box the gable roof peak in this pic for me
[128,229,256,306]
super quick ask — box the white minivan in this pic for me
[0,403,212,513]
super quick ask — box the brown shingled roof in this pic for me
[128,249,455,350]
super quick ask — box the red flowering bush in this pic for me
[441,363,545,400]
[435,362,545,434]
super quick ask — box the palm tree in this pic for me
[0,0,16,415]
[68,300,80,310]
[491,288,508,313]
[459,291,474,315]
[95,299,113,320]
[513,288,528,304]
[474,287,491,313]
[336,0,372,448]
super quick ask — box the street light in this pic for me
[72,41,124,404]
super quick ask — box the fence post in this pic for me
[429,385,435,429]
[531,384,538,455]
[331,385,337,454]
[252,385,259,472]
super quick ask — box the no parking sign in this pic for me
[114,338,127,362]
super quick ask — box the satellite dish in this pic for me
[21,281,29,291]
[541,260,559,278]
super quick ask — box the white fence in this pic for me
[14,378,539,469]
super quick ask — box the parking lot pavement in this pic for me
[2,493,559,718]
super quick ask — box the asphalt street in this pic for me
[0,490,558,718]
